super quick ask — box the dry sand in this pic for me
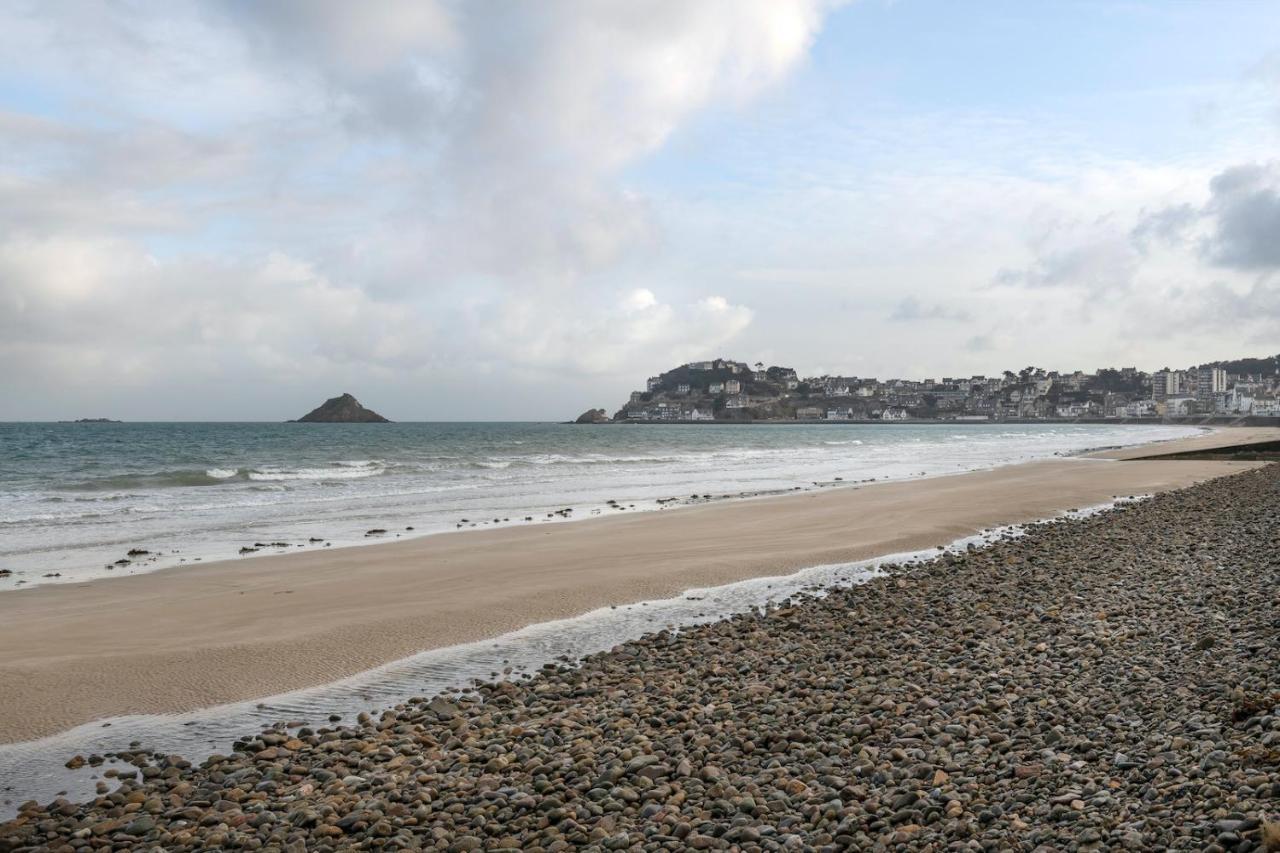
[0,427,1275,743]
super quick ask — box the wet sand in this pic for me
[0,427,1276,743]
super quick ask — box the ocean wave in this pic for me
[822,439,864,446]
[471,453,691,470]
[58,470,237,491]
[245,462,386,481]
[57,460,390,491]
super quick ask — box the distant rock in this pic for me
[60,418,122,424]
[574,408,611,424]
[293,393,390,423]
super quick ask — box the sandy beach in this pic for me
[0,426,1276,744]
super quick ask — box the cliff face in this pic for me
[295,393,390,423]
[574,408,611,424]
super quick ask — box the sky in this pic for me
[1,0,1279,421]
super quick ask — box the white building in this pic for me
[881,407,910,421]
[724,379,741,395]
[1196,367,1226,400]
[1055,402,1095,419]
[1152,370,1185,401]
[708,381,725,394]
[1122,399,1157,418]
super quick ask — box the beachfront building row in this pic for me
[614,356,1280,422]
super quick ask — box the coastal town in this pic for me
[597,354,1280,423]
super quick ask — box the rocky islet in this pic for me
[2,465,1279,851]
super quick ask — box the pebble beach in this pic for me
[3,460,1278,851]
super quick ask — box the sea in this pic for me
[0,420,1202,590]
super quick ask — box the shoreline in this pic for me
[0,422,1206,594]
[0,426,1276,744]
[4,449,1277,848]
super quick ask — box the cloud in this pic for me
[1129,161,1280,271]
[0,0,834,416]
[993,230,1139,296]
[0,236,435,386]
[1200,163,1280,269]
[475,289,754,376]
[1130,203,1198,251]
[963,333,1001,353]
[888,296,971,322]
[1204,278,1280,324]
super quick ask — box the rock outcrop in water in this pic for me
[573,408,611,424]
[293,394,390,423]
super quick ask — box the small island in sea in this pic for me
[291,393,390,423]
[58,418,123,424]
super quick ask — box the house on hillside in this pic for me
[881,407,910,421]
[724,379,741,395]
[796,406,824,419]
[1121,399,1157,418]
[826,407,853,420]
[676,383,690,394]
[646,377,661,391]
[708,381,725,394]
[1055,401,1095,418]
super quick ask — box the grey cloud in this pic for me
[993,235,1138,296]
[888,296,971,322]
[1201,163,1280,269]
[964,333,995,352]
[1204,278,1280,323]
[1129,162,1280,271]
[1130,203,1197,251]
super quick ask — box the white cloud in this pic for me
[0,1,834,416]
[476,288,753,376]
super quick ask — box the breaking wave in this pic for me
[245,461,387,481]
[58,461,389,491]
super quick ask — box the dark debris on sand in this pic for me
[3,465,1279,852]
